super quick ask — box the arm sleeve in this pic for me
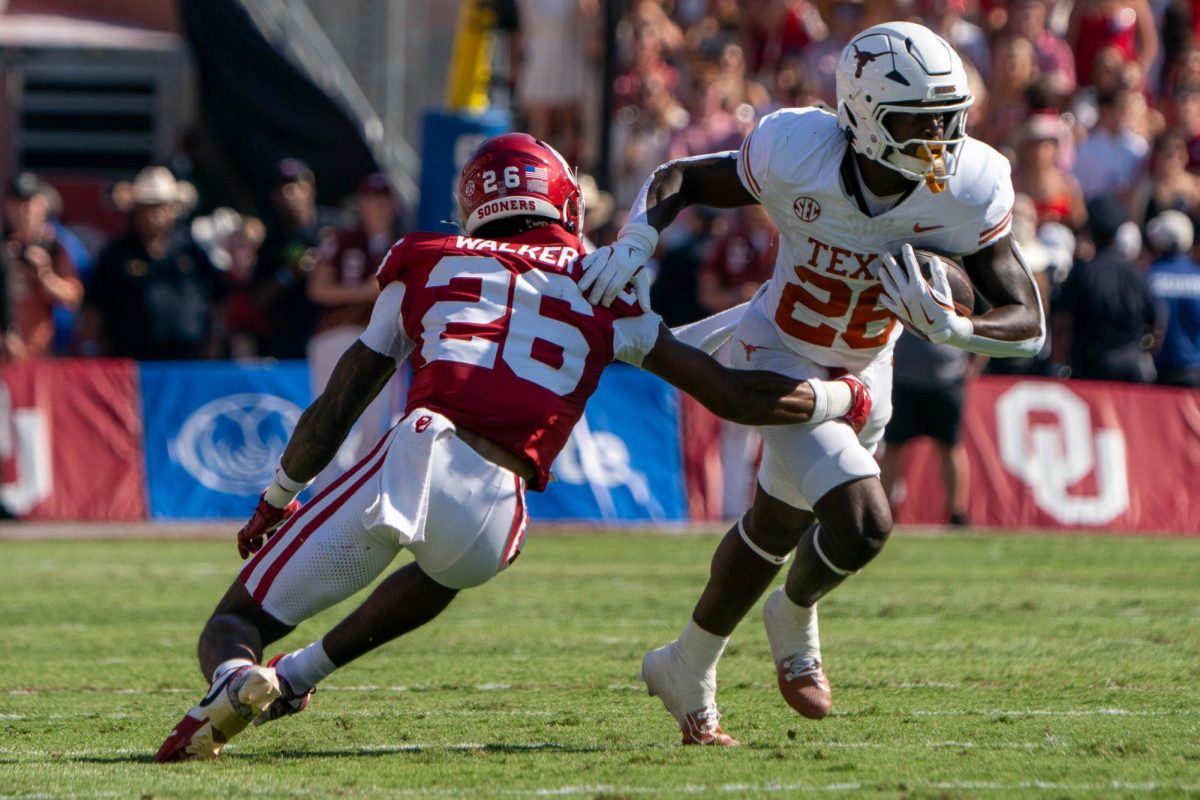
[613,312,664,366]
[358,281,415,364]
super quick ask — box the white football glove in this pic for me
[577,223,656,311]
[877,243,971,346]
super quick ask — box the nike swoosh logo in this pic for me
[913,223,944,233]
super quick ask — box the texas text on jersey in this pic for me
[737,106,1014,371]
[373,224,660,489]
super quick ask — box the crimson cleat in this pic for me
[774,654,832,720]
[154,664,281,763]
[639,642,740,747]
[679,708,741,747]
[830,372,872,433]
[254,654,314,727]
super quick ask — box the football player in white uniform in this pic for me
[579,21,1045,745]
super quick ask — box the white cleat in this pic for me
[639,642,739,746]
[763,588,832,719]
[154,664,282,762]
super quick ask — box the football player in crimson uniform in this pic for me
[578,21,1046,745]
[154,133,872,762]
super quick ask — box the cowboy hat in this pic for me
[112,166,197,214]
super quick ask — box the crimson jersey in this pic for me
[368,225,661,489]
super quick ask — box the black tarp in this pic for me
[178,0,379,220]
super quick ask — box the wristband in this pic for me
[617,222,658,256]
[263,465,311,508]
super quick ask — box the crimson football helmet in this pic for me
[457,133,584,235]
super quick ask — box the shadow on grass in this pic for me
[59,741,649,765]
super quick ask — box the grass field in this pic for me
[2,530,1199,799]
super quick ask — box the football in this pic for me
[913,248,975,317]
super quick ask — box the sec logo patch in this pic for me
[793,196,821,222]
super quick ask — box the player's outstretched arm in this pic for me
[279,341,396,481]
[578,155,755,309]
[639,325,870,428]
[236,342,395,558]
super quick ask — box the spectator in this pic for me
[923,0,992,82]
[2,173,84,361]
[192,208,267,359]
[980,34,1039,147]
[1073,92,1149,201]
[697,204,776,313]
[667,73,744,159]
[1011,113,1087,228]
[514,0,595,159]
[1053,195,1159,381]
[880,334,985,527]
[306,172,399,488]
[1069,0,1158,90]
[1129,130,1200,225]
[81,167,225,360]
[650,208,721,327]
[613,16,681,111]
[1145,210,1200,386]
[801,0,867,107]
[1009,0,1076,95]
[253,158,327,360]
[611,74,687,208]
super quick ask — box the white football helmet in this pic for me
[836,21,973,192]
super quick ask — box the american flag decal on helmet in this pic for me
[525,164,549,194]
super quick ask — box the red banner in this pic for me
[0,359,145,520]
[894,376,1200,534]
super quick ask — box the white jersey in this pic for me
[736,107,1014,370]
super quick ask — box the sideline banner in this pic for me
[893,376,1200,534]
[0,359,144,520]
[139,361,311,519]
[526,364,687,524]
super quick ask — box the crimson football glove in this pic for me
[832,373,872,433]
[236,492,302,560]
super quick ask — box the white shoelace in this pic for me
[782,655,822,682]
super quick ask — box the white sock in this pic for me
[675,620,729,677]
[764,587,821,663]
[211,658,254,685]
[274,640,337,694]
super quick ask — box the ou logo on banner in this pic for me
[995,383,1129,525]
[0,384,52,515]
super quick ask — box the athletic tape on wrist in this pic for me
[806,379,830,424]
[737,517,791,566]
[274,466,311,494]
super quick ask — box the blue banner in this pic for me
[139,361,311,519]
[138,360,685,523]
[526,364,686,524]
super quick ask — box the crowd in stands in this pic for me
[2,0,1198,393]
[0,161,401,371]
[589,0,1200,389]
